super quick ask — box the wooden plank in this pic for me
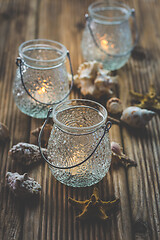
[0,0,160,239]
[21,0,133,240]
[119,1,160,239]
[0,0,37,239]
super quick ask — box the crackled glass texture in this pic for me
[47,105,111,187]
[81,4,133,70]
[13,47,69,118]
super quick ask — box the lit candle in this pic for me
[69,151,88,176]
[37,87,46,94]
[34,84,49,103]
[98,34,115,53]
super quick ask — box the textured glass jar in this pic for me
[47,99,112,187]
[81,1,138,70]
[13,39,69,118]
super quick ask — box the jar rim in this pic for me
[88,1,132,24]
[52,99,108,134]
[19,39,67,63]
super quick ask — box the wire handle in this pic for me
[85,9,138,57]
[38,108,112,170]
[16,51,74,106]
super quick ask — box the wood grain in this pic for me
[0,0,160,239]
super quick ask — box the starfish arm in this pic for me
[136,101,160,111]
[68,197,89,210]
[93,187,99,200]
[148,84,156,97]
[76,206,90,220]
[135,102,146,108]
[97,208,109,221]
[151,102,160,110]
[100,198,120,211]
[130,90,144,99]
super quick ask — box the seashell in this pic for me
[120,106,156,128]
[0,122,9,142]
[111,141,123,156]
[31,124,52,147]
[111,141,137,167]
[77,61,102,81]
[106,98,123,115]
[8,142,47,166]
[6,172,41,197]
[72,61,118,99]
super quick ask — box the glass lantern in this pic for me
[13,39,72,118]
[39,99,112,187]
[81,1,138,70]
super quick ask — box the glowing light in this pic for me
[97,34,115,51]
[37,87,46,94]
[101,39,109,50]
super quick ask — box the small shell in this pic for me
[111,141,123,156]
[0,122,9,142]
[74,61,118,98]
[120,106,156,128]
[94,69,118,97]
[106,98,123,114]
[6,172,41,196]
[8,142,47,166]
[111,141,137,167]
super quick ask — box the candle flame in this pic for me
[37,87,46,94]
[98,34,115,51]
[101,39,109,50]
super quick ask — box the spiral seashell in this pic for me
[106,98,123,114]
[120,106,156,128]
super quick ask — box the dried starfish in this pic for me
[111,141,137,167]
[69,187,120,221]
[130,83,160,111]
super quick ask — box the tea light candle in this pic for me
[34,86,49,103]
[81,2,138,70]
[99,34,115,53]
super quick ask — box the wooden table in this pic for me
[0,0,160,239]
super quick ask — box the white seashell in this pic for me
[6,172,41,196]
[120,106,156,128]
[106,98,123,114]
[73,61,118,98]
[77,61,102,80]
